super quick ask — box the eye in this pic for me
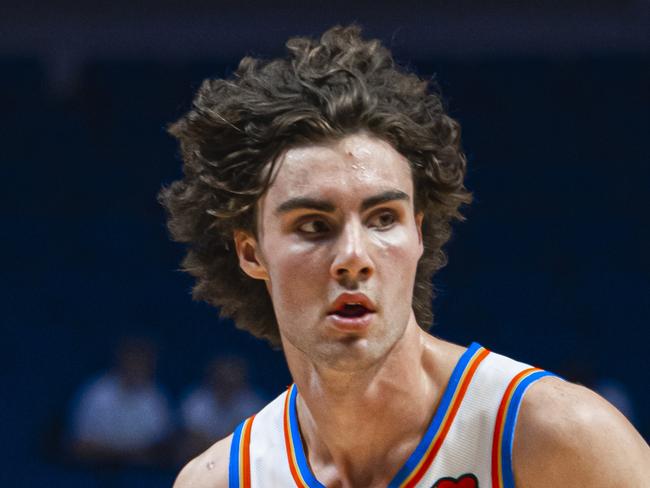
[297,218,331,235]
[368,210,397,229]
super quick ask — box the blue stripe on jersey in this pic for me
[501,370,555,488]
[229,419,246,488]
[288,385,328,488]
[388,342,483,488]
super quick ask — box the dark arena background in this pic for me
[1,1,648,486]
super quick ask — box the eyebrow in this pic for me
[274,190,410,215]
[360,190,409,212]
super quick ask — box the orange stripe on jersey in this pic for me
[491,367,549,488]
[400,346,490,488]
[240,415,255,488]
[283,386,310,488]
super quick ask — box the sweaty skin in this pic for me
[174,133,650,488]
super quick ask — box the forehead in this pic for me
[263,133,414,208]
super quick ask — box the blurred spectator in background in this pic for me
[177,355,265,462]
[67,336,173,468]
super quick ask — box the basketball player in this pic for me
[161,26,650,487]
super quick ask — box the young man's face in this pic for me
[236,133,424,370]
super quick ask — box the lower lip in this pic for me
[326,312,375,332]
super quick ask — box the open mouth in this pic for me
[327,293,376,327]
[333,303,371,318]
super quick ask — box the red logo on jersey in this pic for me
[432,473,478,488]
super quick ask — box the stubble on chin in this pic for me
[284,318,408,375]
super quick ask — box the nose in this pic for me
[329,219,374,283]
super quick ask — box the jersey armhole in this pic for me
[491,368,556,488]
[228,415,255,488]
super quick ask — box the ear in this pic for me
[233,230,269,281]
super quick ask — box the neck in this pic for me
[283,318,448,487]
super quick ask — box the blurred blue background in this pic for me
[1,1,648,486]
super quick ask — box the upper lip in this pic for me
[327,293,377,315]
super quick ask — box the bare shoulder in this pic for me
[174,434,233,488]
[513,376,650,488]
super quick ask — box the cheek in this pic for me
[372,226,422,267]
[372,228,422,305]
[264,241,329,303]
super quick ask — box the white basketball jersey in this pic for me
[229,343,554,488]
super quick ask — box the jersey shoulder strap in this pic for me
[229,414,255,488]
[228,387,292,487]
[414,347,556,488]
[488,354,556,488]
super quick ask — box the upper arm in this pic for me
[174,434,233,488]
[513,377,650,488]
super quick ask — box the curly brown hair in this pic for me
[159,25,471,347]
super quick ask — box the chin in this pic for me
[315,336,393,372]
